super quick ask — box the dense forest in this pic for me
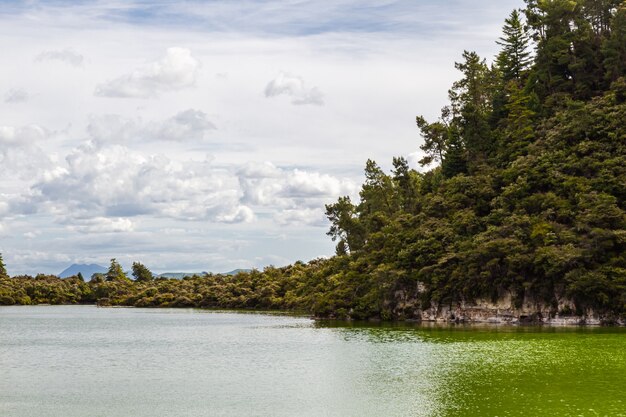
[1,0,625,321]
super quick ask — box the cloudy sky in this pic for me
[0,0,523,275]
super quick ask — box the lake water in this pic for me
[1,306,625,417]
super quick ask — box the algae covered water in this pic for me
[1,306,624,417]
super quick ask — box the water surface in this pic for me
[1,306,624,416]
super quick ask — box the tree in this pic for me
[77,272,85,282]
[132,262,154,282]
[106,258,129,282]
[450,51,493,116]
[498,80,537,162]
[0,253,8,279]
[497,9,533,83]
[325,196,364,253]
[91,273,105,283]
[417,108,468,178]
[441,126,468,178]
[603,3,626,82]
[524,0,622,101]
[392,157,421,212]
[449,51,495,160]
[416,112,450,166]
[358,159,397,218]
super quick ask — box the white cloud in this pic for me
[87,114,139,144]
[0,200,9,217]
[0,124,53,182]
[36,49,84,67]
[154,109,217,141]
[87,109,216,144]
[68,217,135,234]
[31,142,252,223]
[264,72,324,105]
[95,47,200,98]
[4,88,29,104]
[238,162,357,217]
[0,124,48,146]
[217,206,255,224]
[275,208,326,227]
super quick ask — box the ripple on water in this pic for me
[1,306,625,417]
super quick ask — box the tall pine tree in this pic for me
[497,10,532,83]
[0,253,7,279]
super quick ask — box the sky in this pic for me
[0,0,523,275]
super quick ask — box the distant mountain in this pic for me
[157,272,208,279]
[223,269,252,275]
[59,264,107,280]
[156,269,251,279]
[58,265,252,280]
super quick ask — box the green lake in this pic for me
[1,305,624,416]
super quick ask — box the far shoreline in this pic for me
[2,304,624,327]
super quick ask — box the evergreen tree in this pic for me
[497,10,532,82]
[325,196,364,253]
[106,258,129,282]
[449,51,496,163]
[417,107,469,178]
[450,51,493,118]
[392,157,421,212]
[0,253,8,279]
[498,81,537,162]
[524,0,578,98]
[603,3,626,82]
[524,0,622,101]
[358,159,396,219]
[132,262,154,282]
[441,128,468,178]
[416,112,450,166]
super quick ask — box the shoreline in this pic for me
[2,303,624,326]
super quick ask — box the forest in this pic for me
[1,0,625,321]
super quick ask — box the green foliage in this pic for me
[603,3,626,82]
[132,262,154,282]
[497,10,532,83]
[106,258,130,282]
[0,253,8,279]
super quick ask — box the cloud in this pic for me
[0,200,9,217]
[217,206,255,224]
[275,208,327,227]
[87,109,216,144]
[0,124,53,181]
[238,161,357,225]
[0,124,48,147]
[155,109,217,141]
[30,142,252,224]
[238,162,356,207]
[264,72,324,105]
[4,89,29,104]
[36,49,84,67]
[68,217,135,234]
[95,47,200,98]
[23,231,41,239]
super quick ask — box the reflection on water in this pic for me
[318,321,626,416]
[1,306,625,417]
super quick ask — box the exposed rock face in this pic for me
[390,290,625,325]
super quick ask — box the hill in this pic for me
[59,264,107,280]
